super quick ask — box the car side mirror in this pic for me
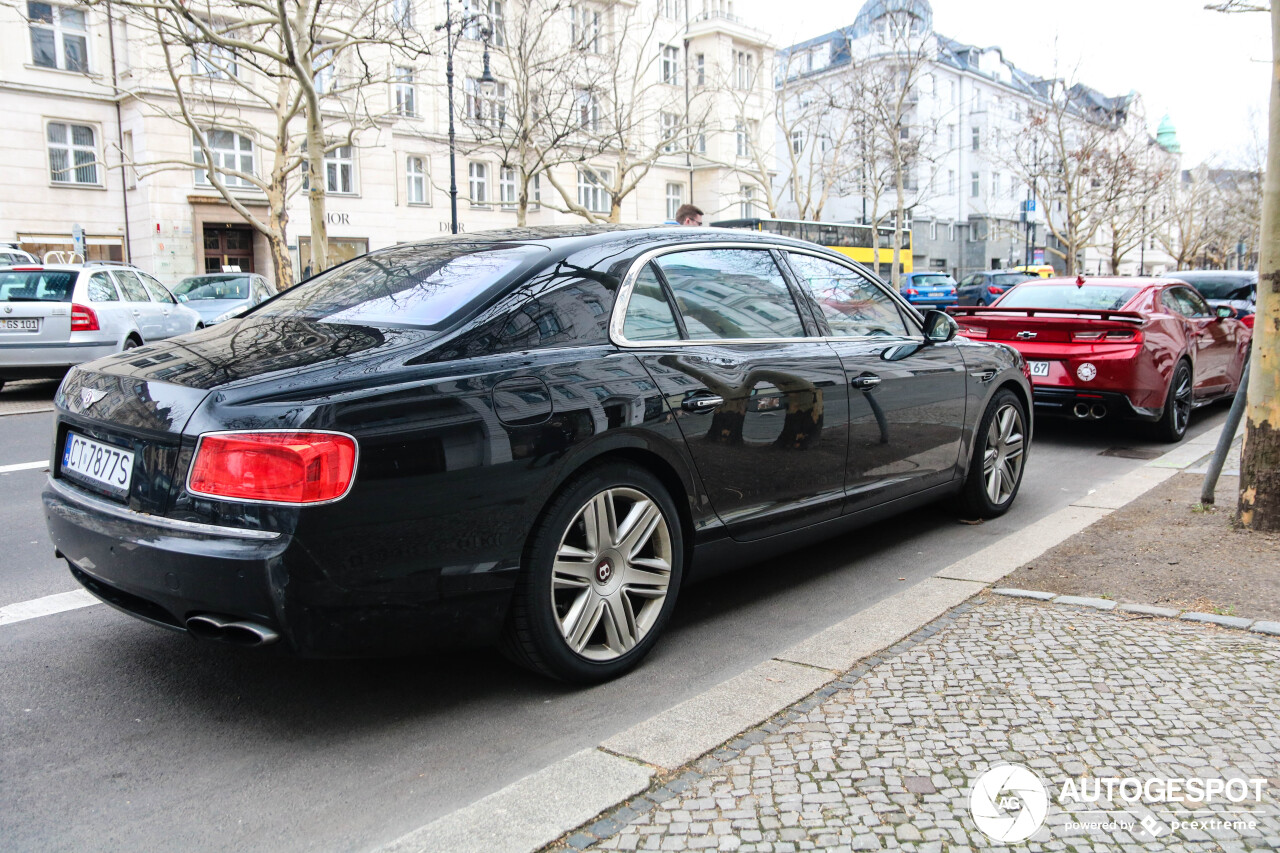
[1215,305,1234,320]
[923,309,958,343]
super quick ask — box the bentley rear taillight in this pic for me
[188,431,358,505]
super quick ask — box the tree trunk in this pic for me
[305,115,329,274]
[1238,1,1280,531]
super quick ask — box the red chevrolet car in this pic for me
[950,276,1251,441]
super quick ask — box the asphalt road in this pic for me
[0,386,1231,853]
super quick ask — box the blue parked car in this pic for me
[899,272,957,308]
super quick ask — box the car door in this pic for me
[1175,286,1234,393]
[110,269,165,341]
[783,250,968,513]
[1163,286,1229,395]
[618,246,851,541]
[138,272,187,338]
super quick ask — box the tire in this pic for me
[1153,360,1193,443]
[501,462,684,683]
[122,337,141,351]
[957,388,1028,518]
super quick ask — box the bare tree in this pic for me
[773,53,875,222]
[92,0,428,285]
[1094,121,1177,273]
[450,0,589,225]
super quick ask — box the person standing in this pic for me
[674,204,704,226]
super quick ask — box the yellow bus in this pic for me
[710,217,913,278]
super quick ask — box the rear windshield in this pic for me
[991,273,1033,287]
[997,284,1140,311]
[255,243,549,329]
[911,274,955,286]
[174,275,250,300]
[1172,274,1256,300]
[0,270,76,302]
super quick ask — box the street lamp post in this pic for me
[438,1,497,236]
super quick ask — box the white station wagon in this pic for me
[0,262,203,391]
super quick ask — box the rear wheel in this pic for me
[957,389,1027,518]
[1153,360,1193,442]
[122,337,141,351]
[502,463,684,683]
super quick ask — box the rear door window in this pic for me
[622,263,681,341]
[139,273,176,304]
[787,253,910,338]
[87,272,119,302]
[654,249,806,340]
[113,270,151,303]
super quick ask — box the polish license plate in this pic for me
[62,432,134,496]
[0,318,39,332]
[1029,361,1050,377]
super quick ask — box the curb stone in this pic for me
[992,588,1276,636]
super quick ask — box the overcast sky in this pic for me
[732,0,1270,166]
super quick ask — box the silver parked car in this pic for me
[0,262,203,390]
[171,272,276,324]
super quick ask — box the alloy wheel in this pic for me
[550,487,673,661]
[982,403,1025,505]
[1173,367,1193,435]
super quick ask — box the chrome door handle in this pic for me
[131,309,141,316]
[681,394,724,412]
[850,373,882,390]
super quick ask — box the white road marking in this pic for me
[0,590,100,627]
[0,460,49,474]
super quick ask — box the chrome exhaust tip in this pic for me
[1090,404,1108,419]
[185,614,279,647]
[1073,403,1091,419]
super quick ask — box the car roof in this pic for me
[383,224,837,256]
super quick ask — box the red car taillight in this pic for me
[1071,329,1143,342]
[986,285,1005,295]
[1243,314,1255,329]
[904,288,919,296]
[70,303,99,332]
[188,431,358,505]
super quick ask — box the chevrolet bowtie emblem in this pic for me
[80,389,108,408]
[1016,331,1037,340]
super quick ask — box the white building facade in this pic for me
[0,0,775,286]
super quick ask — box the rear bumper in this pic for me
[1,340,118,377]
[42,477,513,655]
[1031,387,1159,421]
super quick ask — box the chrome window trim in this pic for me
[47,477,283,541]
[608,240,925,348]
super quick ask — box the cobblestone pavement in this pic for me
[558,599,1280,852]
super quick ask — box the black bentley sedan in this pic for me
[44,226,1032,682]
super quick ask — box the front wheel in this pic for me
[1153,360,1193,442]
[957,389,1028,518]
[502,463,684,683]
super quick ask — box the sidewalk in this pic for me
[382,425,1280,853]
[568,598,1279,851]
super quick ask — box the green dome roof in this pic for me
[1156,114,1181,154]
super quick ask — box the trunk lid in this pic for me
[54,367,214,513]
[0,268,75,344]
[950,307,1144,344]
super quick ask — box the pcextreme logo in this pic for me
[968,763,1051,843]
